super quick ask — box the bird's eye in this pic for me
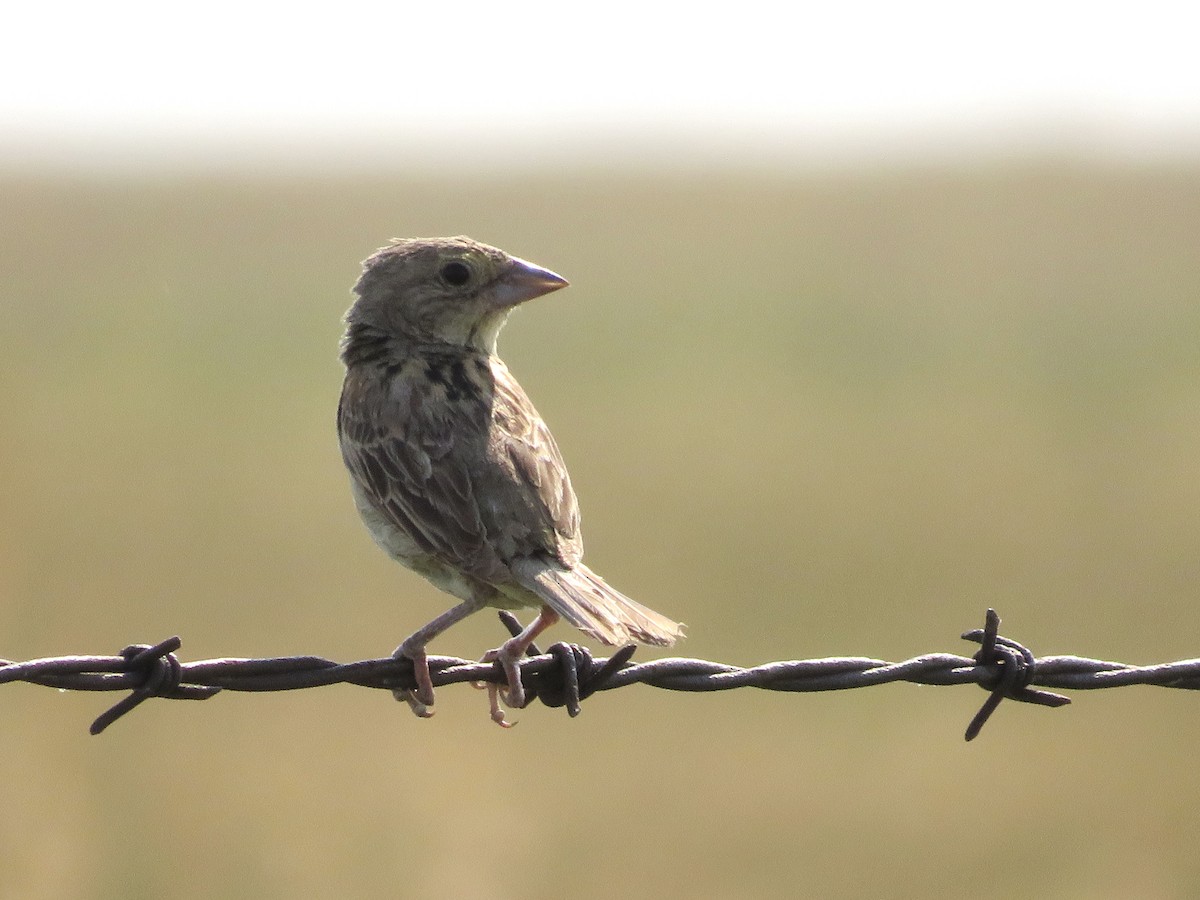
[441,261,472,287]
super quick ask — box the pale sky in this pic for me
[3,0,1199,167]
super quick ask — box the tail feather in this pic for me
[510,558,685,648]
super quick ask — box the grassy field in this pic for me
[1,160,1199,899]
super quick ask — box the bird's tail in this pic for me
[510,558,685,647]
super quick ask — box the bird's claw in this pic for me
[401,691,435,718]
[474,642,527,727]
[393,642,436,715]
[488,688,517,728]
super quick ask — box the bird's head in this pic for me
[346,236,568,353]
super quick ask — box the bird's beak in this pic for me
[492,256,569,309]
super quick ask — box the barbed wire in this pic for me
[2,609,1198,741]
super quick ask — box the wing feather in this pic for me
[338,351,581,579]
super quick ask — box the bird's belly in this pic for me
[348,477,533,609]
[349,478,420,560]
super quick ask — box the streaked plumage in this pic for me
[337,236,683,724]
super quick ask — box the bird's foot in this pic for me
[475,638,529,728]
[392,641,436,717]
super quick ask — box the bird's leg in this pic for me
[393,597,486,716]
[480,605,560,727]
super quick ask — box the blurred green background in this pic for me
[2,160,1199,899]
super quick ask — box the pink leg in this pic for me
[480,606,560,727]
[394,596,486,715]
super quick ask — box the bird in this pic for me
[337,236,684,725]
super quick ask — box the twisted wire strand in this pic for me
[2,609,1196,740]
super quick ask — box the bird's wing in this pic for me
[338,353,580,579]
[338,357,500,578]
[488,359,582,566]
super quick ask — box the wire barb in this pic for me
[960,608,1071,741]
[496,610,638,716]
[2,608,1196,740]
[89,638,183,735]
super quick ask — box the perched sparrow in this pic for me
[338,236,684,724]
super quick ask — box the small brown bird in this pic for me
[337,236,684,724]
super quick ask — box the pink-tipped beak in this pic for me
[492,256,569,308]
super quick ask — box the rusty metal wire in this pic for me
[2,609,1197,741]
